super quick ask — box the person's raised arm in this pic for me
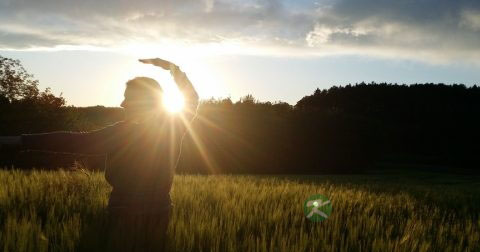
[139,58,199,122]
[0,122,126,155]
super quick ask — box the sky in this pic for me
[1,0,480,106]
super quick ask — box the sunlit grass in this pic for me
[0,170,479,251]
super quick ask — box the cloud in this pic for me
[304,0,480,62]
[0,0,480,63]
[461,10,480,31]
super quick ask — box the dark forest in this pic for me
[1,56,479,174]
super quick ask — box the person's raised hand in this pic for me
[139,58,176,70]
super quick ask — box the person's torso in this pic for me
[104,118,186,210]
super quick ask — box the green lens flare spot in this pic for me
[303,194,332,222]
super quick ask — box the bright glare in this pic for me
[120,42,229,101]
[163,92,185,113]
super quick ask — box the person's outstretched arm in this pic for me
[139,58,199,122]
[0,122,126,155]
[0,137,22,146]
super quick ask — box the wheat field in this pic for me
[0,169,479,252]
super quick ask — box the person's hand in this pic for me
[0,137,22,155]
[0,136,22,146]
[139,58,177,70]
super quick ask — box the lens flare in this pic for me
[163,92,185,113]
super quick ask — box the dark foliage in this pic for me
[1,56,479,173]
[294,83,480,170]
[176,83,480,174]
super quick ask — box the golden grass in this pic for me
[0,170,479,251]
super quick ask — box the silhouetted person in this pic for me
[0,58,199,251]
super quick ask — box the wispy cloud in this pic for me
[1,0,480,62]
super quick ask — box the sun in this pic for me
[163,92,185,113]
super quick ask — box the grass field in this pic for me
[0,169,479,252]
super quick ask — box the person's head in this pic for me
[121,77,164,122]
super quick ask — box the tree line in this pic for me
[1,55,479,173]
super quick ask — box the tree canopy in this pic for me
[1,55,479,174]
[0,55,65,106]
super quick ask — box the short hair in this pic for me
[125,77,163,106]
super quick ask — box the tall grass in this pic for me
[0,170,479,251]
